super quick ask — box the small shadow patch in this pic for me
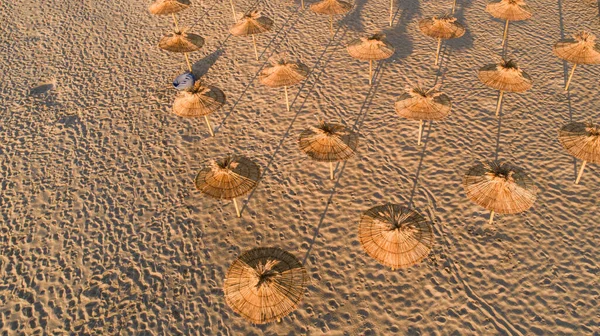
[29,83,55,95]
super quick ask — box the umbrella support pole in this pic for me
[284,86,290,111]
[565,64,577,91]
[329,162,334,180]
[434,38,442,66]
[172,14,180,31]
[575,160,586,184]
[229,0,237,22]
[501,20,509,47]
[389,0,393,26]
[204,115,214,136]
[488,210,495,225]
[451,0,456,14]
[417,120,424,145]
[233,198,241,217]
[369,60,373,85]
[329,15,333,37]
[252,35,259,60]
[495,91,504,117]
[301,0,304,9]
[184,53,192,72]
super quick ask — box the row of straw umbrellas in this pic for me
[148,0,600,326]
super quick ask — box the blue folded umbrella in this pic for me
[173,72,196,90]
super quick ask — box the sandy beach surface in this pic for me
[1,0,599,334]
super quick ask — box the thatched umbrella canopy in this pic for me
[195,156,260,217]
[359,204,433,270]
[224,247,308,324]
[418,15,465,65]
[486,0,532,47]
[553,31,600,91]
[310,0,353,36]
[478,59,532,116]
[173,81,226,136]
[298,120,359,179]
[230,10,274,60]
[559,121,600,184]
[463,160,537,224]
[159,29,205,71]
[394,86,451,145]
[347,33,395,84]
[259,57,310,111]
[149,0,190,29]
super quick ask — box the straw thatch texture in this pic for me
[478,59,533,93]
[553,31,600,64]
[559,121,600,164]
[394,86,452,121]
[347,33,395,61]
[224,247,308,324]
[230,10,274,36]
[173,82,226,117]
[310,0,352,15]
[486,0,532,21]
[358,204,433,269]
[195,156,260,200]
[418,15,465,40]
[259,57,310,88]
[159,30,205,53]
[298,121,359,162]
[464,161,537,214]
[148,0,190,15]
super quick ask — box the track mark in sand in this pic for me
[423,193,522,336]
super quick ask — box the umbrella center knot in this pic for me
[487,170,515,183]
[254,259,279,288]
[586,123,600,136]
[574,31,595,44]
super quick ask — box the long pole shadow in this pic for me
[216,6,308,132]
[240,30,350,215]
[557,0,578,178]
[301,160,348,265]
[301,63,385,264]
[408,122,432,208]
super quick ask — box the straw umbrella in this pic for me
[298,119,359,180]
[359,204,433,270]
[259,57,309,111]
[478,59,532,117]
[195,155,260,217]
[418,15,465,66]
[148,0,190,29]
[463,160,537,224]
[173,81,225,136]
[347,33,395,85]
[485,0,532,47]
[224,247,308,324]
[394,86,451,145]
[310,0,353,37]
[159,28,205,72]
[558,121,600,184]
[230,10,274,61]
[553,31,600,91]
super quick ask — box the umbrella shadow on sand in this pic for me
[29,82,56,95]
[381,0,420,61]
[340,0,369,32]
[445,1,474,51]
[192,48,225,78]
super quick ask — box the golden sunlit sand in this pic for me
[1,0,599,334]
